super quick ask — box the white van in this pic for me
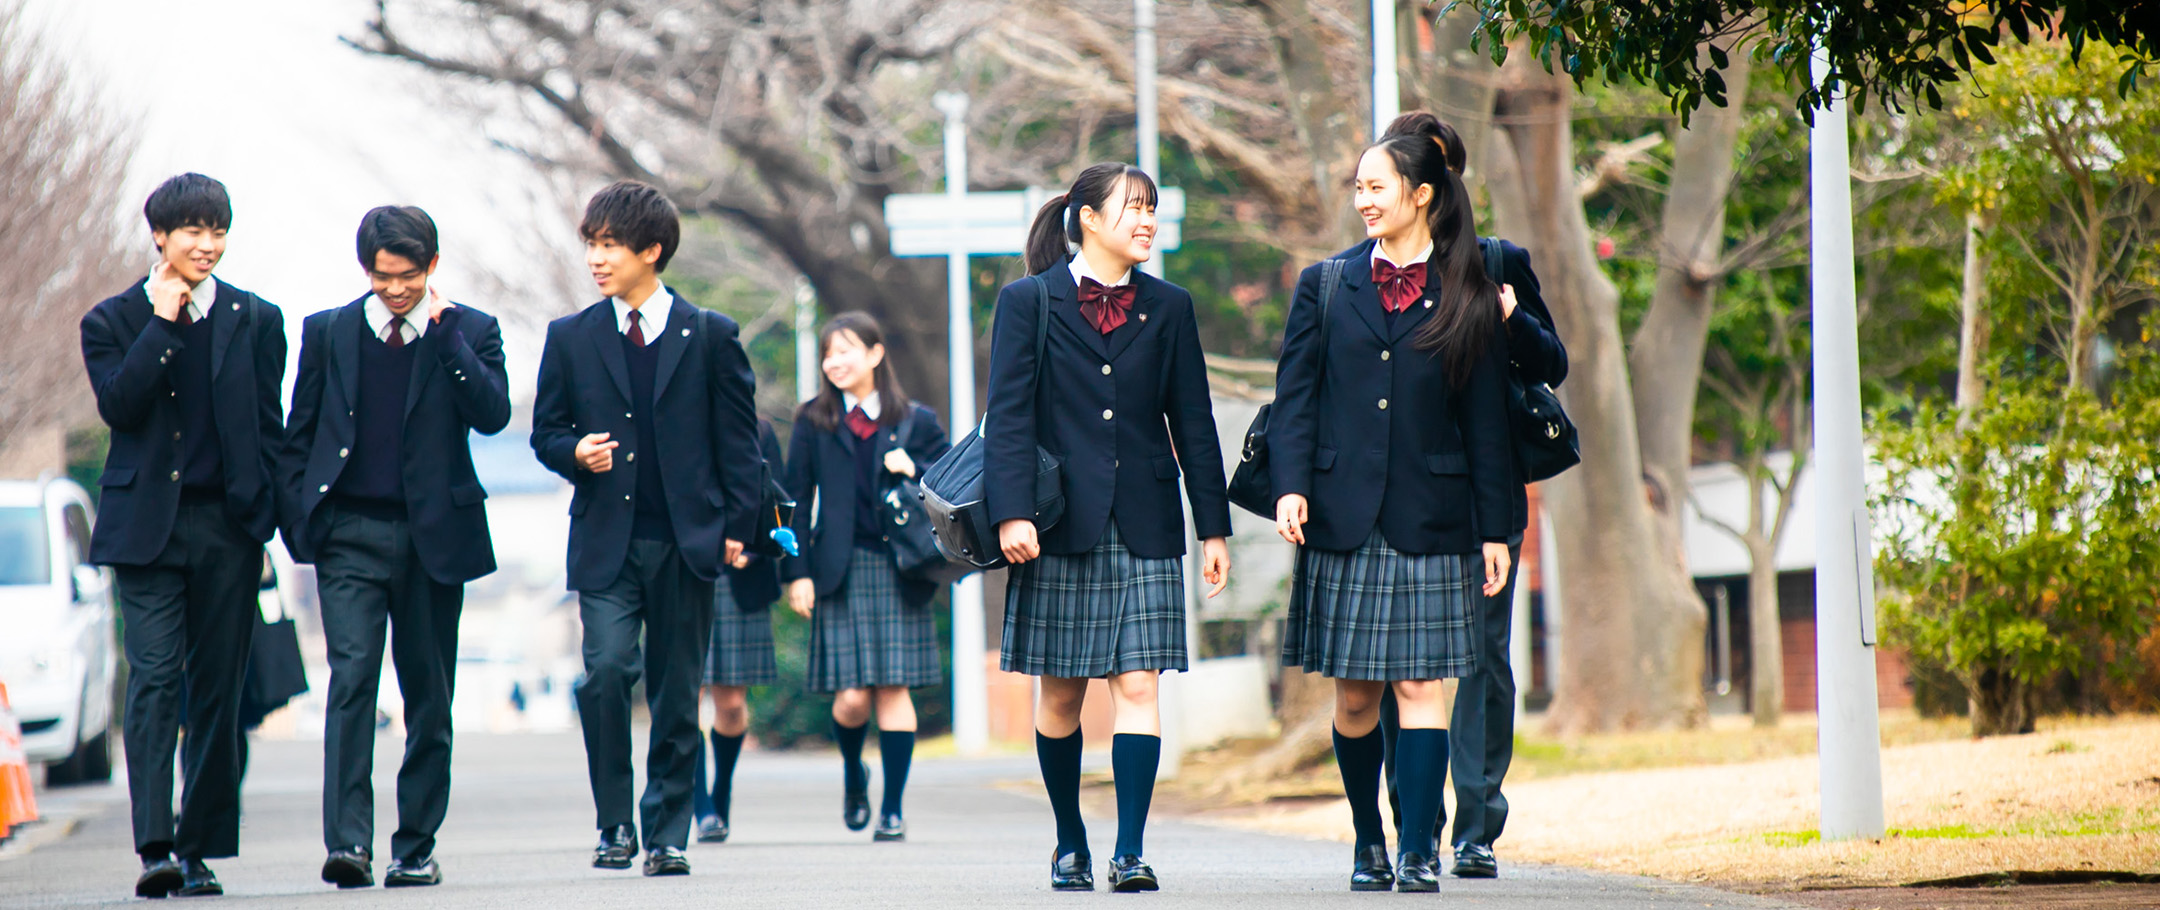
[0,478,117,784]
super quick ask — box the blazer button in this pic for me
[624,494,632,501]
[627,452,635,462]
[1381,350,1391,361]
[339,448,349,458]
[1101,364,1112,375]
[318,484,329,493]
[172,431,181,441]
[1102,409,1114,420]
[625,412,633,418]
[170,471,181,481]
[1378,399,1389,410]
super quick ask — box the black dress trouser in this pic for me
[316,508,464,862]
[1383,537,1523,849]
[116,500,259,860]
[575,539,713,851]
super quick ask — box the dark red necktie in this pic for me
[176,296,193,327]
[1077,277,1136,334]
[1373,259,1427,314]
[386,316,408,350]
[844,406,878,440]
[625,310,645,346]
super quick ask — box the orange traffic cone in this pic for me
[0,681,40,839]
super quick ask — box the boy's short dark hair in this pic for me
[356,205,440,270]
[579,180,680,273]
[144,173,232,235]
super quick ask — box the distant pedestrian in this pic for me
[782,313,950,843]
[989,162,1233,892]
[81,174,287,899]
[692,417,788,844]
[1271,113,1516,893]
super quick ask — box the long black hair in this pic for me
[1023,162,1160,276]
[1369,111,1498,388]
[797,311,911,433]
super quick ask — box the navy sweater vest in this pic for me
[172,313,222,492]
[332,330,416,510]
[851,427,887,549]
[623,332,672,542]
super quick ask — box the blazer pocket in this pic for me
[1425,452,1469,475]
[1314,446,1338,471]
[705,489,727,510]
[1152,454,1181,480]
[450,482,488,507]
[99,466,137,488]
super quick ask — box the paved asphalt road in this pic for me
[1,732,1806,909]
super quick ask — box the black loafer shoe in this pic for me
[1451,842,1497,878]
[384,856,441,887]
[1107,854,1159,892]
[321,846,373,889]
[1350,844,1395,891]
[592,824,639,869]
[642,846,690,876]
[1395,852,1439,892]
[843,780,871,831]
[176,858,223,897]
[136,856,184,898]
[695,814,730,844]
[873,812,906,842]
[1051,849,1095,891]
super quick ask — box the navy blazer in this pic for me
[723,419,787,610]
[983,265,1233,558]
[80,278,285,565]
[1490,239,1568,536]
[279,297,512,584]
[1269,240,1512,554]
[530,295,761,590]
[781,402,951,607]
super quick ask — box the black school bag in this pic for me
[1483,238,1579,483]
[918,275,1067,569]
[884,406,974,585]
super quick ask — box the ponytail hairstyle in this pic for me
[1022,162,1161,276]
[1369,111,1498,388]
[796,311,911,433]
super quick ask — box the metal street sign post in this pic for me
[887,97,1183,755]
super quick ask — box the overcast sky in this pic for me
[30,0,583,403]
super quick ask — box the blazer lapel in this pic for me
[1340,244,1390,343]
[402,318,439,422]
[650,294,695,402]
[1103,275,1159,362]
[1049,269,1111,361]
[330,300,363,413]
[208,280,245,378]
[1389,280,1439,345]
[586,302,635,407]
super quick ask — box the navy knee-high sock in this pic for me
[834,720,869,793]
[1333,726,1388,850]
[1036,730,1088,854]
[878,730,914,817]
[1395,729,1449,860]
[1111,733,1161,858]
[710,730,744,821]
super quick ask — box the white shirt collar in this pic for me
[1066,254,1132,289]
[611,285,672,346]
[841,390,882,420]
[148,267,216,323]
[363,295,429,344]
[1371,240,1434,270]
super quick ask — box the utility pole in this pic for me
[1370,0,1399,138]
[794,278,817,403]
[933,89,990,757]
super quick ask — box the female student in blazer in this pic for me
[781,313,950,843]
[1270,112,1516,893]
[691,417,787,844]
[983,162,1233,893]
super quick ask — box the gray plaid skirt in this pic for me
[805,547,942,693]
[1002,522,1188,678]
[1281,528,1477,681]
[702,577,779,687]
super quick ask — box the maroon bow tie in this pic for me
[844,406,878,440]
[1077,277,1136,334]
[1373,259,1427,314]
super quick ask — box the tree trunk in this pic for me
[1969,664,2038,736]
[1745,528,1784,727]
[1248,0,1367,248]
[1489,57,1706,734]
[1954,209,1996,424]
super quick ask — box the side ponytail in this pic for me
[1368,111,1499,388]
[1021,162,1161,276]
[1023,194,1073,276]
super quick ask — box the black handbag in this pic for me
[1228,258,1344,518]
[884,407,973,585]
[919,275,1066,569]
[1483,238,1580,483]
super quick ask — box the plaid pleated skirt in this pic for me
[1002,522,1188,678]
[805,547,943,693]
[702,576,779,687]
[1282,528,1477,681]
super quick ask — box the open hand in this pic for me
[787,578,816,619]
[1481,542,1512,598]
[1274,494,1308,545]
[1200,537,1230,598]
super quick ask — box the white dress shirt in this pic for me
[611,286,673,346]
[364,295,430,344]
[1371,240,1434,271]
[841,390,882,420]
[1067,255,1133,289]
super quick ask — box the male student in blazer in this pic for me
[530,181,761,877]
[281,206,511,889]
[79,173,286,899]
